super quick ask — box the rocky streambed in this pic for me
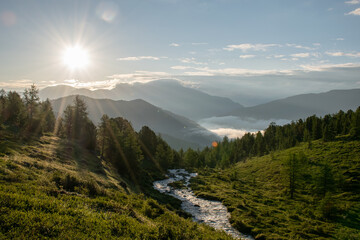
[153,169,253,240]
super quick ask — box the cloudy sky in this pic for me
[1,0,360,104]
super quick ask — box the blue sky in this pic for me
[1,0,360,104]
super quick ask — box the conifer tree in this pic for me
[287,153,300,199]
[23,84,40,122]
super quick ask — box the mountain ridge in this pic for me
[40,79,243,121]
[50,95,220,150]
[226,88,360,120]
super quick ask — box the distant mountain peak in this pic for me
[41,80,243,120]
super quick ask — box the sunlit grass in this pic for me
[191,140,360,239]
[0,135,233,239]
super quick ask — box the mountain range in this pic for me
[43,80,360,147]
[41,79,243,121]
[50,95,220,150]
[226,89,360,120]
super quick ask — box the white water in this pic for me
[153,169,254,240]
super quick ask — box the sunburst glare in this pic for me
[62,45,89,70]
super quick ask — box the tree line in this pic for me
[0,86,178,180]
[0,85,55,138]
[181,107,360,169]
[2,85,359,178]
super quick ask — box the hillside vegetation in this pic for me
[0,135,232,239]
[1,85,359,239]
[0,85,232,239]
[191,139,360,239]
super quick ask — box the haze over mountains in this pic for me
[50,95,220,150]
[200,88,360,137]
[41,80,243,121]
[42,80,360,141]
[226,89,360,120]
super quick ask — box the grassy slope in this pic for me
[0,135,232,240]
[191,139,360,240]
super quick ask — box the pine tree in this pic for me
[98,114,110,158]
[5,91,25,127]
[315,163,335,197]
[23,84,40,122]
[0,89,6,124]
[39,99,55,133]
[350,107,360,139]
[287,153,300,199]
[322,125,335,142]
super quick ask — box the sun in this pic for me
[62,45,89,70]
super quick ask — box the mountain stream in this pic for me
[153,169,254,240]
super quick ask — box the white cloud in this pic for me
[274,54,285,58]
[199,116,290,138]
[346,8,360,15]
[184,71,214,76]
[117,56,164,61]
[286,43,315,50]
[180,57,207,65]
[171,65,193,70]
[57,79,121,90]
[0,78,122,91]
[326,51,360,57]
[169,43,180,47]
[326,52,343,57]
[336,38,345,41]
[64,79,77,84]
[108,71,171,84]
[345,0,360,4]
[183,66,293,77]
[300,62,360,71]
[177,62,360,77]
[0,79,35,90]
[239,54,256,59]
[290,52,320,58]
[210,128,251,139]
[313,43,321,46]
[291,53,310,58]
[224,43,280,52]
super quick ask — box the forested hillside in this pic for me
[0,86,232,239]
[191,140,360,239]
[50,95,220,150]
[180,107,360,169]
[1,85,359,239]
[185,107,360,239]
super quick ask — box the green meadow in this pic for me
[0,135,232,240]
[191,139,360,240]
